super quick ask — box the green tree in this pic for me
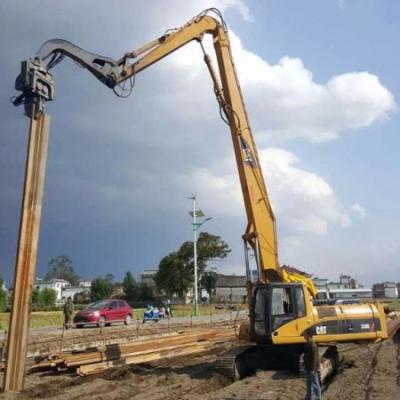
[200,270,218,301]
[90,277,113,301]
[32,288,40,307]
[139,283,154,301]
[40,288,57,307]
[45,255,80,285]
[105,273,115,284]
[122,272,139,302]
[155,252,191,298]
[155,232,230,298]
[32,288,57,309]
[73,291,91,304]
[0,277,8,312]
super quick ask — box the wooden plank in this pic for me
[77,342,212,375]
[63,331,220,367]
[28,328,236,373]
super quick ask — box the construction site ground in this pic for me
[1,321,399,400]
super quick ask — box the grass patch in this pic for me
[0,311,64,330]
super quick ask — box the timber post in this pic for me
[3,110,50,392]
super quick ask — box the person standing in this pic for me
[166,299,173,318]
[303,329,322,400]
[63,296,74,330]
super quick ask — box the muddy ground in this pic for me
[0,333,399,400]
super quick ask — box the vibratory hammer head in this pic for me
[13,58,55,118]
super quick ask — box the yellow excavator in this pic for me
[14,8,387,380]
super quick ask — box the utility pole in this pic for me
[188,195,211,317]
[192,196,199,317]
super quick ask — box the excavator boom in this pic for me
[14,9,315,294]
[10,8,388,384]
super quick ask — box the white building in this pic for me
[140,269,158,288]
[372,282,398,298]
[79,279,92,288]
[35,278,70,301]
[335,288,372,298]
[215,274,247,303]
[61,286,89,301]
[314,275,370,299]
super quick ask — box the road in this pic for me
[0,310,247,338]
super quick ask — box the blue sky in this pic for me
[0,0,398,288]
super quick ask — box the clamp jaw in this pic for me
[13,39,121,118]
[13,58,55,118]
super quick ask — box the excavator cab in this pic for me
[250,283,309,343]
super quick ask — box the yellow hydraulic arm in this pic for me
[14,9,317,296]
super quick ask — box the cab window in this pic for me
[295,287,306,318]
[271,287,295,330]
[254,288,267,336]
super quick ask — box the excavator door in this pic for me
[250,283,313,343]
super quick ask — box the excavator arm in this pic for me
[13,9,317,297]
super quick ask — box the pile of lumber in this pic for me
[18,315,246,358]
[30,327,237,376]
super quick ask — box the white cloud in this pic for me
[3,0,396,285]
[218,0,254,21]
[351,203,366,218]
[262,148,352,234]
[162,30,396,144]
[232,33,396,142]
[175,147,352,236]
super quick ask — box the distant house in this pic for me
[313,274,370,299]
[111,283,124,298]
[215,274,246,303]
[78,279,92,288]
[328,288,372,299]
[35,278,70,301]
[61,286,88,302]
[372,282,398,298]
[141,269,158,289]
[314,277,329,291]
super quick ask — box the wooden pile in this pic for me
[387,315,400,338]
[30,327,237,376]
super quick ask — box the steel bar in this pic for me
[3,111,50,393]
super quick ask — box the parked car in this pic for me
[73,299,133,328]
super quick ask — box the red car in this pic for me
[73,299,133,328]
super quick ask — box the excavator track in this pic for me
[216,344,339,382]
[215,345,253,379]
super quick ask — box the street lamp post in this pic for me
[188,195,211,317]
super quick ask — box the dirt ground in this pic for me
[0,334,399,400]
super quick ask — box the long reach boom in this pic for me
[13,8,317,297]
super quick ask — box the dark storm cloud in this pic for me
[0,1,247,283]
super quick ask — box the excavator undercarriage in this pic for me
[216,343,339,383]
